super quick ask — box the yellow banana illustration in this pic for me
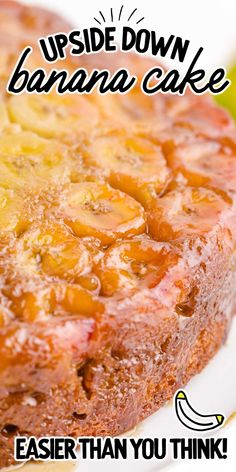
[175,390,224,432]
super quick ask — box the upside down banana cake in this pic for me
[0,1,236,468]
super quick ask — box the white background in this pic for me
[18,1,236,471]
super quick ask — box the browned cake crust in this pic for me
[0,2,236,468]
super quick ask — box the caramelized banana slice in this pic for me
[12,223,91,282]
[8,93,99,141]
[85,132,170,206]
[1,223,103,321]
[167,140,236,196]
[148,187,229,241]
[4,288,51,322]
[4,281,103,321]
[6,282,104,321]
[56,182,146,245]
[0,130,78,188]
[94,238,180,296]
[50,284,104,316]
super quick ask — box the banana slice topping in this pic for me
[95,238,180,296]
[8,93,100,141]
[55,182,146,245]
[84,132,170,206]
[148,187,229,241]
[0,130,79,188]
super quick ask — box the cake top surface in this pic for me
[0,0,235,329]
